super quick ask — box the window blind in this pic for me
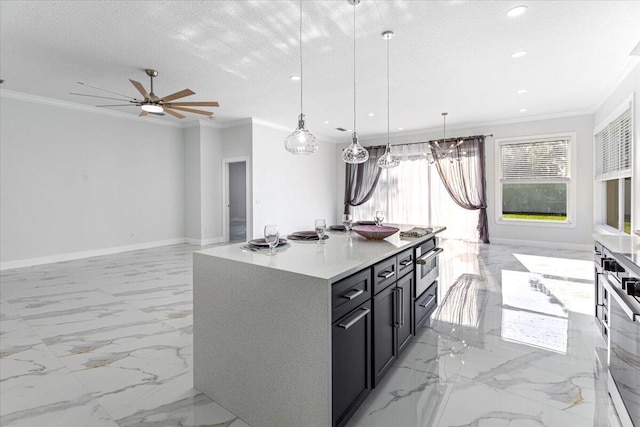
[501,140,570,180]
[595,107,632,181]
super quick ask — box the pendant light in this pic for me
[284,0,318,155]
[341,0,369,164]
[377,30,399,169]
[429,112,463,164]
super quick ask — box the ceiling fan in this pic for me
[70,69,219,119]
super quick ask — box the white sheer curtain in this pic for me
[352,142,481,242]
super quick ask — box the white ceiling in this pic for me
[1,1,639,142]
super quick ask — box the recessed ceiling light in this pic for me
[511,50,527,58]
[517,89,528,94]
[507,6,528,17]
[519,108,528,113]
[323,120,330,124]
[368,112,375,117]
[398,127,403,130]
[290,75,301,81]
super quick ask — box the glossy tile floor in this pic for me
[0,240,623,426]
[347,240,623,427]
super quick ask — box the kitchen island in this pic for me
[193,225,445,427]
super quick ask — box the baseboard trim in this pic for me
[185,237,225,246]
[0,238,188,271]
[491,238,592,251]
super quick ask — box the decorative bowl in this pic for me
[352,225,399,240]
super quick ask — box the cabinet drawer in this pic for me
[396,248,414,279]
[332,269,372,322]
[415,281,437,329]
[373,256,397,295]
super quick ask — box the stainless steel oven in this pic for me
[602,258,640,427]
[414,238,443,330]
[415,237,442,297]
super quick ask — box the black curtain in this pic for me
[343,147,385,214]
[432,136,490,243]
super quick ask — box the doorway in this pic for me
[224,159,248,242]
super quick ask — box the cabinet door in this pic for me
[373,285,397,386]
[397,273,413,355]
[332,301,372,427]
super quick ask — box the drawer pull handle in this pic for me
[419,296,436,308]
[416,248,443,265]
[400,259,412,267]
[342,289,364,300]
[378,270,395,279]
[338,307,371,329]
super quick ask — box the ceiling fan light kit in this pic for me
[71,68,218,119]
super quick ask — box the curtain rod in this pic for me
[366,134,494,150]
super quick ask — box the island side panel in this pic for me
[193,253,332,427]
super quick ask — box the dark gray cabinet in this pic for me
[372,257,414,386]
[373,284,397,385]
[332,300,372,427]
[332,237,441,426]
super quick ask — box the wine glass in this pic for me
[342,214,353,233]
[315,219,327,244]
[264,225,279,255]
[374,210,385,226]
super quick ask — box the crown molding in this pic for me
[591,58,639,114]
[0,89,185,128]
[358,109,594,146]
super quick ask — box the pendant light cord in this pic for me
[386,36,390,147]
[353,1,356,134]
[299,0,304,115]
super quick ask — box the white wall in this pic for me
[184,125,201,241]
[343,114,595,248]
[200,125,223,242]
[593,62,640,231]
[0,96,185,264]
[252,121,337,238]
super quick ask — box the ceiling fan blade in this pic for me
[77,82,136,100]
[161,89,195,102]
[129,79,149,99]
[149,112,165,116]
[70,92,136,102]
[96,104,138,107]
[165,101,219,107]
[163,108,186,119]
[169,106,213,116]
[139,110,149,117]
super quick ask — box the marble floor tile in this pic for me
[1,240,626,427]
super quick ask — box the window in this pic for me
[594,98,633,234]
[495,133,576,226]
[352,143,482,241]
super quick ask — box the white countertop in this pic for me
[196,225,445,282]
[593,231,640,269]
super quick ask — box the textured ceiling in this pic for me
[1,1,639,141]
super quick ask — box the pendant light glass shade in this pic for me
[378,30,399,169]
[343,132,369,163]
[285,113,318,155]
[342,0,368,165]
[284,0,318,155]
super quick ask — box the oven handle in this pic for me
[416,247,443,265]
[603,277,638,322]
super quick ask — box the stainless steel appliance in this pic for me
[414,237,443,328]
[600,251,640,427]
